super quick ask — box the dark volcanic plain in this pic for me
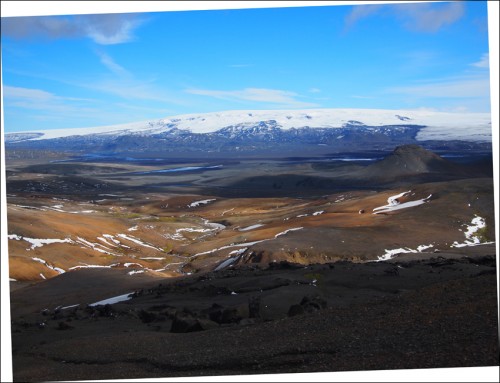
[5,145,499,381]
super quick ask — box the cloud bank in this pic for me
[1,13,143,44]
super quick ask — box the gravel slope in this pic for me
[10,249,499,382]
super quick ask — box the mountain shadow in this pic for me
[220,145,492,197]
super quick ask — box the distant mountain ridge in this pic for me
[5,108,492,156]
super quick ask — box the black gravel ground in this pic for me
[9,251,500,382]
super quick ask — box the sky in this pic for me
[0,1,495,133]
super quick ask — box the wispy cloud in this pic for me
[386,76,490,99]
[85,79,179,104]
[3,85,98,119]
[471,53,489,69]
[4,85,56,102]
[309,87,321,93]
[387,52,491,101]
[1,13,144,45]
[96,50,130,77]
[393,2,465,33]
[344,4,384,31]
[3,85,172,128]
[344,2,465,33]
[80,52,187,106]
[3,85,95,105]
[185,87,319,108]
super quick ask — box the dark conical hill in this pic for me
[361,144,463,178]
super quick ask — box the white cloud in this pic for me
[309,87,321,93]
[186,87,319,108]
[471,53,490,69]
[345,2,465,33]
[393,2,465,33]
[3,85,55,102]
[82,14,142,45]
[1,13,144,45]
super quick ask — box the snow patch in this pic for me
[373,192,431,214]
[31,257,65,274]
[61,304,80,310]
[89,292,134,306]
[123,262,142,268]
[117,234,161,250]
[191,227,303,258]
[451,216,494,248]
[275,227,303,238]
[188,199,216,208]
[214,256,239,271]
[239,224,265,232]
[229,248,248,256]
[76,237,120,256]
[377,243,435,261]
[417,244,434,252]
[68,264,113,270]
[128,270,146,275]
[9,235,73,250]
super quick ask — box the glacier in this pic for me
[5,108,491,143]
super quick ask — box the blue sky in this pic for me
[0,1,494,132]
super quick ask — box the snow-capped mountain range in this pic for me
[5,108,492,155]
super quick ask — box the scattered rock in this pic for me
[170,312,203,333]
[300,296,327,313]
[288,304,305,317]
[197,318,219,331]
[221,304,250,324]
[138,310,157,323]
[202,303,224,323]
[288,295,327,317]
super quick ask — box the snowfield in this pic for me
[7,108,491,142]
